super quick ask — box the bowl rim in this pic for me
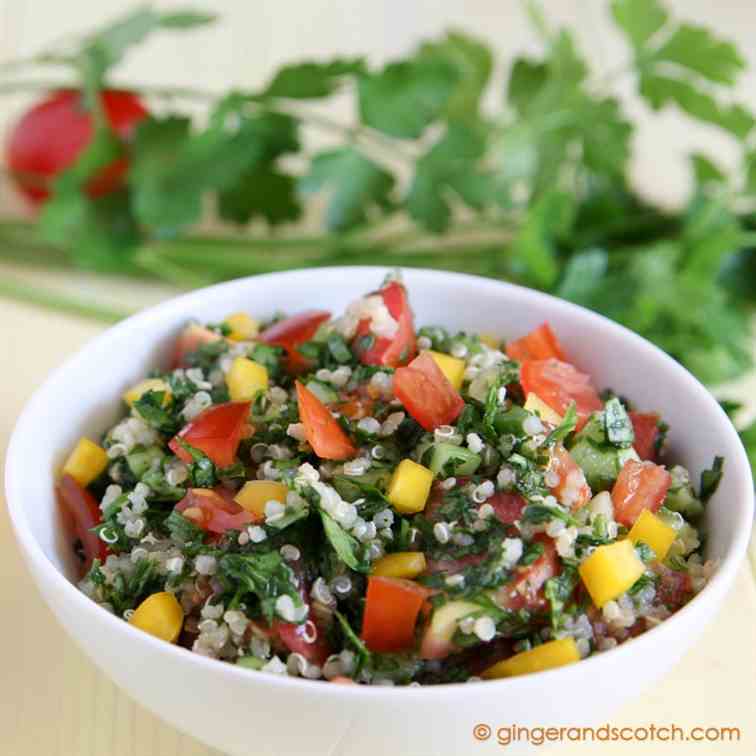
[5,265,754,700]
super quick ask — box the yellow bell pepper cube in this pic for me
[226,356,269,401]
[123,378,171,407]
[224,312,260,341]
[371,551,427,579]
[479,333,500,349]
[524,393,563,425]
[481,638,580,679]
[234,480,289,519]
[129,591,184,643]
[627,509,677,561]
[426,350,466,390]
[387,459,434,514]
[579,540,645,608]
[62,438,109,487]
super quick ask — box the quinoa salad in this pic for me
[57,274,722,685]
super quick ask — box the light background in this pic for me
[0,2,755,755]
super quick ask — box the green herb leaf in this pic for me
[543,402,577,446]
[219,551,303,623]
[699,456,724,502]
[261,59,365,99]
[320,510,368,572]
[610,0,668,50]
[299,147,394,231]
[357,59,459,139]
[406,122,491,232]
[653,24,745,86]
[544,565,578,630]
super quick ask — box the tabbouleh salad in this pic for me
[57,274,722,685]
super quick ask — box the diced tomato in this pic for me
[394,351,465,431]
[274,620,331,666]
[361,576,429,653]
[337,394,374,420]
[548,444,591,511]
[488,491,527,525]
[611,459,672,527]
[630,411,662,461]
[56,474,108,573]
[169,401,251,468]
[172,323,222,368]
[653,565,693,610]
[506,323,568,363]
[493,535,559,612]
[519,358,602,432]
[260,310,331,373]
[175,488,254,534]
[352,280,417,368]
[295,381,356,460]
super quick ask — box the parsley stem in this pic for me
[0,276,133,323]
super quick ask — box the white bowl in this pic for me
[6,267,753,756]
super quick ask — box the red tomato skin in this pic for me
[260,310,331,373]
[630,411,662,461]
[56,474,108,573]
[519,358,602,432]
[274,619,331,666]
[361,577,429,653]
[611,460,672,527]
[175,487,253,534]
[548,444,592,511]
[6,89,148,204]
[295,381,356,460]
[493,535,559,612]
[394,352,465,431]
[352,281,417,367]
[506,323,568,363]
[488,491,527,525]
[169,401,251,468]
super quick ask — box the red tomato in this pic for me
[274,618,331,666]
[493,535,559,612]
[295,381,356,460]
[630,411,662,461]
[172,323,222,369]
[56,474,108,573]
[6,89,148,204]
[352,281,417,367]
[169,401,251,468]
[611,460,672,527]
[361,576,429,653]
[548,443,592,511]
[175,487,254,534]
[394,351,465,431]
[519,358,602,432]
[488,491,527,525]
[506,323,568,363]
[260,310,331,373]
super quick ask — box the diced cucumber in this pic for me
[127,446,165,478]
[664,465,704,518]
[305,379,339,404]
[569,440,638,492]
[237,656,265,670]
[428,442,481,477]
[493,405,531,436]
